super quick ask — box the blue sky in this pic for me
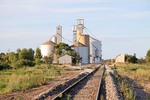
[0,0,150,59]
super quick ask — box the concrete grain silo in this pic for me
[90,37,102,64]
[40,40,56,57]
[71,42,88,64]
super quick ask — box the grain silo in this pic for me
[72,25,77,43]
[56,25,62,44]
[40,40,56,57]
[90,37,102,63]
[71,42,88,64]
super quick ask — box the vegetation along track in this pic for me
[52,64,104,100]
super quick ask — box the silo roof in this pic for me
[41,40,56,45]
[71,42,86,47]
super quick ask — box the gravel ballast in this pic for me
[105,65,123,100]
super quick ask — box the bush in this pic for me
[138,58,146,64]
[15,59,35,68]
[35,59,44,65]
[126,54,138,63]
[43,55,53,64]
[146,49,150,63]
[0,64,11,70]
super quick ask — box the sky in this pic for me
[0,0,150,59]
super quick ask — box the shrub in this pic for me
[146,49,150,63]
[43,55,53,64]
[0,64,11,70]
[15,59,35,68]
[125,54,138,63]
[35,59,44,65]
[138,58,146,64]
[0,65,63,94]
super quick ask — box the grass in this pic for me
[110,63,150,95]
[112,73,136,100]
[0,64,65,94]
[111,63,150,82]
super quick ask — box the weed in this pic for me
[112,73,136,100]
[16,96,24,100]
[67,94,71,100]
[0,65,64,94]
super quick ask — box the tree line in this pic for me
[0,42,80,70]
[0,48,42,70]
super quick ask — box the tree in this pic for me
[28,48,35,61]
[2,54,9,64]
[125,54,138,63]
[138,58,146,64]
[19,48,34,61]
[0,52,5,57]
[35,47,42,59]
[146,49,150,63]
[53,43,79,64]
[16,48,21,54]
[9,52,18,64]
[43,55,53,64]
[53,43,71,56]
[19,48,28,60]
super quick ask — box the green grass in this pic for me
[0,64,65,94]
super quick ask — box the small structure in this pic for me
[71,42,88,64]
[115,54,125,63]
[59,54,72,64]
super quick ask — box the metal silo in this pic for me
[90,37,102,64]
[40,40,56,57]
[72,25,77,43]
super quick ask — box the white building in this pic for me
[71,42,88,64]
[115,54,125,63]
[40,40,56,57]
[90,37,102,64]
[59,54,72,64]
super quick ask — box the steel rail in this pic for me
[52,64,103,100]
[96,65,105,100]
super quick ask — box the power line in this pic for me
[84,26,99,41]
[57,32,73,43]
[84,27,98,50]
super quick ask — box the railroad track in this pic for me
[51,64,104,100]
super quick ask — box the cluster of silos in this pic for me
[40,25,62,61]
[72,19,102,64]
[72,19,90,63]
